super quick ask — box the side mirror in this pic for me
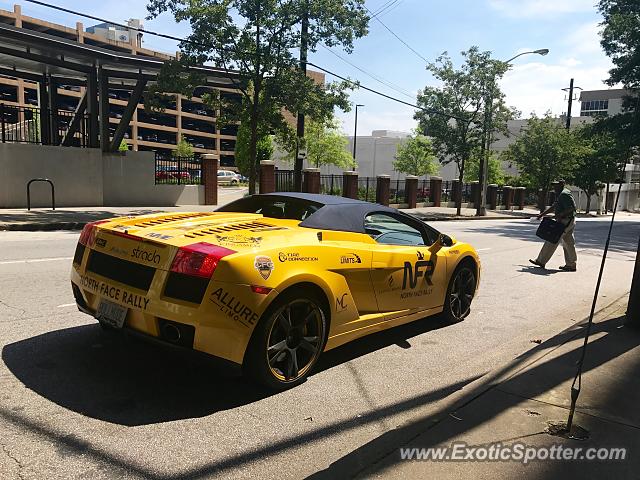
[439,233,454,247]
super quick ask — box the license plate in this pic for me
[96,299,127,329]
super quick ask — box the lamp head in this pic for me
[534,49,549,56]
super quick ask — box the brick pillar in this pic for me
[514,187,526,210]
[343,171,358,199]
[470,181,480,208]
[376,174,390,206]
[201,154,218,206]
[487,184,498,210]
[430,176,442,207]
[405,175,418,209]
[259,160,275,194]
[503,186,514,209]
[303,168,320,194]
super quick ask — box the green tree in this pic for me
[173,136,194,157]
[235,118,273,177]
[463,149,505,185]
[503,114,586,210]
[599,0,640,91]
[415,47,515,215]
[393,133,438,177]
[571,125,620,213]
[277,116,354,169]
[596,0,640,163]
[146,0,369,193]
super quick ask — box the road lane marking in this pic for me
[0,256,73,265]
[476,248,492,252]
[57,303,76,308]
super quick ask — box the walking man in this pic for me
[529,180,578,271]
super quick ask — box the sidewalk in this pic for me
[0,199,625,231]
[311,296,639,479]
[0,187,247,231]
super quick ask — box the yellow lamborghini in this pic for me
[70,193,480,389]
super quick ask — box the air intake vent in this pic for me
[184,221,274,238]
[133,212,211,228]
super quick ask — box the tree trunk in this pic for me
[457,159,465,216]
[584,190,591,214]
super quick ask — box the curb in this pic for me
[0,222,87,231]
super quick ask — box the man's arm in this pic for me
[537,205,555,219]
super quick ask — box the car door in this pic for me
[367,212,447,320]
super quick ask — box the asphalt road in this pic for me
[0,216,638,479]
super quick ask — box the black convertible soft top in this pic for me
[217,192,432,235]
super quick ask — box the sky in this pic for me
[0,0,615,136]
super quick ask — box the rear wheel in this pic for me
[444,263,476,323]
[244,290,327,390]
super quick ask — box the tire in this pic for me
[231,179,238,185]
[443,263,477,323]
[244,289,327,390]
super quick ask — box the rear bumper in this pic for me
[77,301,242,375]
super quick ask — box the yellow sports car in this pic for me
[70,193,480,389]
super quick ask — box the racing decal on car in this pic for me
[254,256,274,280]
[210,288,259,328]
[336,293,348,312]
[402,260,435,289]
[95,238,107,248]
[78,275,150,310]
[340,253,362,264]
[214,234,262,247]
[278,252,319,262]
[131,246,161,264]
[145,232,173,240]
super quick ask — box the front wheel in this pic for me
[443,263,476,323]
[244,290,327,390]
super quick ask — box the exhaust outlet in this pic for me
[163,323,182,343]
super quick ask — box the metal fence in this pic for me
[320,174,342,195]
[275,169,295,191]
[155,154,203,185]
[0,104,89,147]
[357,177,376,202]
[389,178,406,205]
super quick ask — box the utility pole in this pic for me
[565,78,574,130]
[353,104,364,161]
[294,7,308,192]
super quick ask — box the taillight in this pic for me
[78,220,110,247]
[170,242,235,278]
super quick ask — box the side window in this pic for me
[364,213,426,246]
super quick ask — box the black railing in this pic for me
[275,169,295,192]
[357,177,376,202]
[0,104,89,147]
[155,154,203,185]
[320,174,342,195]
[389,178,405,205]
[416,179,430,203]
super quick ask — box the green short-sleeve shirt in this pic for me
[555,188,576,219]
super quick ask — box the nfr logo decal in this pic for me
[402,260,434,289]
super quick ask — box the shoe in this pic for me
[559,265,577,272]
[529,259,545,268]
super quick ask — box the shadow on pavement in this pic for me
[309,315,640,479]
[1,314,452,426]
[470,218,640,254]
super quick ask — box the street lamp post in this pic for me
[476,49,549,216]
[353,104,364,161]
